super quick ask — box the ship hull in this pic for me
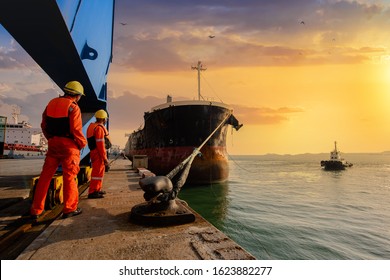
[128,146,229,184]
[124,101,241,184]
[320,160,353,170]
[3,143,46,158]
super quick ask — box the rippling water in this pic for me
[179,153,390,260]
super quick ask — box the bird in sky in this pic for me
[300,21,305,25]
[208,35,215,38]
[120,22,127,26]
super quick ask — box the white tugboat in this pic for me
[320,141,353,170]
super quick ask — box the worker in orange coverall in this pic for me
[30,81,87,219]
[87,109,111,199]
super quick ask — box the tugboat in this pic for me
[321,141,353,170]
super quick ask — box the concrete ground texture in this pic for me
[17,158,255,260]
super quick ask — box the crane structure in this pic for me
[0,0,115,165]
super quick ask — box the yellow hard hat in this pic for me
[63,81,85,96]
[95,109,108,119]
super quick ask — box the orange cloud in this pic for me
[232,104,304,125]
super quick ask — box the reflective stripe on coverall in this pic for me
[87,123,109,194]
[31,96,87,215]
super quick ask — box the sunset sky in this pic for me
[1,0,390,155]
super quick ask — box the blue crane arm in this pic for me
[0,0,115,164]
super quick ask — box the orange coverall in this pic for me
[87,123,109,194]
[31,96,87,216]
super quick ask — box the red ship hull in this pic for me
[129,145,229,184]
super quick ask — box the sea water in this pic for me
[179,153,390,260]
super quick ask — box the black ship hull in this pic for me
[321,160,353,170]
[124,100,242,184]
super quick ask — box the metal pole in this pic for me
[197,61,201,100]
[192,61,206,100]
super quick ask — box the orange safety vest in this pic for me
[87,123,109,151]
[41,96,86,150]
[44,96,76,138]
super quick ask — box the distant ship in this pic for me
[0,107,47,158]
[124,61,243,184]
[320,141,353,170]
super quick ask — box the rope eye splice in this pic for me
[129,150,200,227]
[129,114,231,226]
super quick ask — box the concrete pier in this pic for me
[14,158,255,260]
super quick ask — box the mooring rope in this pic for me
[167,112,232,179]
[107,152,127,167]
[226,150,252,173]
[166,112,233,197]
